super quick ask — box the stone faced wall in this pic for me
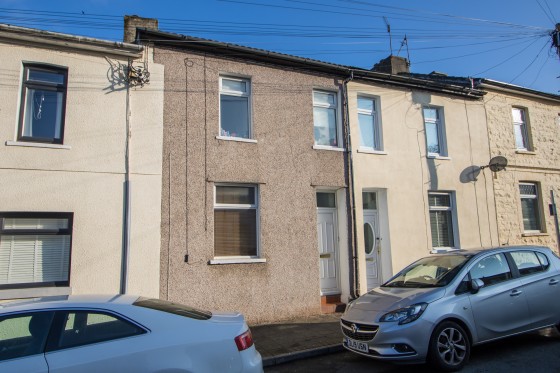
[485,91,560,252]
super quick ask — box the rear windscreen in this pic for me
[133,298,212,320]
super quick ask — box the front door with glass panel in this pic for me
[317,192,340,295]
[364,210,381,290]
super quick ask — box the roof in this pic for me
[402,72,560,103]
[136,28,486,99]
[0,23,143,58]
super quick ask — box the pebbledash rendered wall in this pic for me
[483,87,560,253]
[0,30,164,299]
[154,47,348,323]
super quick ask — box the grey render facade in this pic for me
[137,29,350,323]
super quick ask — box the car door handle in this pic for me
[510,290,523,297]
[550,279,559,286]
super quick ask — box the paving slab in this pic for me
[250,313,344,367]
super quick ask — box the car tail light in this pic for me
[234,329,254,351]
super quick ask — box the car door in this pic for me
[468,253,531,342]
[0,311,54,373]
[45,310,150,373]
[509,250,560,328]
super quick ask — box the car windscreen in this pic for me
[382,254,472,288]
[133,298,212,320]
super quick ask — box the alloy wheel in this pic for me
[436,326,467,366]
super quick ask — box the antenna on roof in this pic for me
[383,17,393,56]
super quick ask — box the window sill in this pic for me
[427,154,451,160]
[0,286,71,301]
[515,150,536,155]
[216,136,257,144]
[6,141,71,150]
[209,258,266,265]
[357,147,386,155]
[521,232,548,237]
[313,145,345,152]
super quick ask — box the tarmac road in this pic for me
[265,327,560,372]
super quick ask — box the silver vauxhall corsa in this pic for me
[340,245,560,372]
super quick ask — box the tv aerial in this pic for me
[480,156,508,172]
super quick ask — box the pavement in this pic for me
[250,312,345,367]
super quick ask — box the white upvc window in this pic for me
[428,192,456,251]
[214,185,259,258]
[423,107,447,157]
[519,183,542,232]
[313,90,341,148]
[219,76,251,139]
[0,213,72,288]
[512,107,531,151]
[357,96,382,151]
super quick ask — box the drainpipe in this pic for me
[120,60,132,294]
[343,70,360,299]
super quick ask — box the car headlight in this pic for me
[379,303,428,325]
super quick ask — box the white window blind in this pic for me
[0,216,71,287]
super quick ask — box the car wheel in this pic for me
[428,321,470,372]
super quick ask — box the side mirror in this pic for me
[470,278,485,294]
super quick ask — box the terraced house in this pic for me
[0,24,164,300]
[2,19,557,324]
[129,18,528,322]
[479,80,560,250]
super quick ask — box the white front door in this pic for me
[317,209,340,294]
[364,210,381,290]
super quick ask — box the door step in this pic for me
[321,294,346,313]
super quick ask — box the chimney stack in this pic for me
[124,15,158,43]
[372,55,410,75]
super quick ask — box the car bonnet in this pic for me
[344,286,445,320]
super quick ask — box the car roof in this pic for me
[0,294,140,313]
[434,245,552,257]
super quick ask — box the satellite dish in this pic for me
[484,156,508,172]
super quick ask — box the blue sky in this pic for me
[1,0,559,93]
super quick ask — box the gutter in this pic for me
[0,24,143,58]
[479,80,560,103]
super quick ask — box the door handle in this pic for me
[550,279,559,286]
[510,290,523,297]
[319,253,331,259]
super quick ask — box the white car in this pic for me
[0,295,263,373]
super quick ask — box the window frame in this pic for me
[519,182,543,233]
[428,192,457,251]
[18,63,68,145]
[213,184,260,259]
[422,106,447,157]
[313,89,342,149]
[512,107,531,151]
[0,212,73,290]
[357,95,382,152]
[219,75,252,140]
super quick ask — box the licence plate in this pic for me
[345,337,368,353]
